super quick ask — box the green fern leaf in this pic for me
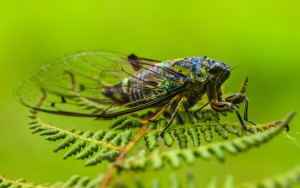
[144,132,159,151]
[63,131,93,159]
[85,148,120,166]
[174,128,188,149]
[187,127,201,147]
[163,131,175,147]
[54,131,79,152]
[27,111,130,165]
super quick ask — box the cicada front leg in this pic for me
[224,77,257,125]
[210,100,255,133]
[207,79,255,134]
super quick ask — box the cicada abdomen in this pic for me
[101,59,187,107]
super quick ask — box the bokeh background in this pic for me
[1,0,300,187]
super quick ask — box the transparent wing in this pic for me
[16,51,186,117]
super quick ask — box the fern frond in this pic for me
[0,174,104,188]
[2,164,300,188]
[116,165,300,187]
[110,117,142,130]
[140,119,285,151]
[153,113,290,150]
[117,113,295,171]
[28,111,132,165]
[103,109,269,151]
[240,165,300,188]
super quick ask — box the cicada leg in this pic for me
[210,101,255,134]
[207,78,255,134]
[224,77,257,125]
[160,97,188,137]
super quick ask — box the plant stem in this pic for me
[99,121,150,188]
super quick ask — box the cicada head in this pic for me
[205,58,230,86]
[170,57,230,87]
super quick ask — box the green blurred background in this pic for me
[1,0,300,187]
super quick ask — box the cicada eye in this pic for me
[209,63,222,74]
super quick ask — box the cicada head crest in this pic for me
[191,57,209,83]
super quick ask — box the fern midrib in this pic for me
[99,121,151,188]
[146,120,280,133]
[0,176,48,188]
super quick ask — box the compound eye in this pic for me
[209,63,222,74]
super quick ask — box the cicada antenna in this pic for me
[230,63,245,71]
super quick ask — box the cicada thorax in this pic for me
[169,57,209,107]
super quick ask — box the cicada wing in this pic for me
[16,51,187,117]
[16,52,133,116]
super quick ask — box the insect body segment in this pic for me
[102,58,186,107]
[16,52,256,136]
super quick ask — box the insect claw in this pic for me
[159,122,171,138]
[159,131,165,138]
[285,124,290,132]
[276,120,290,131]
[245,127,255,134]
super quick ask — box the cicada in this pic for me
[16,52,256,136]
